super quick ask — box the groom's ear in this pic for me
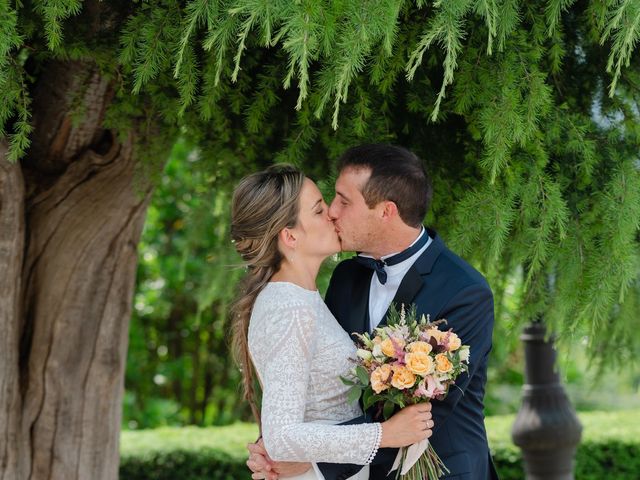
[380,201,399,220]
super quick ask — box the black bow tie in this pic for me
[355,229,429,284]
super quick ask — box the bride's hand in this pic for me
[379,402,433,448]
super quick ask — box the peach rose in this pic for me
[405,352,435,376]
[447,333,462,351]
[381,337,405,357]
[435,353,453,373]
[426,328,443,343]
[391,366,416,390]
[371,364,393,394]
[407,341,432,354]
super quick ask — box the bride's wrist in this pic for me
[379,421,391,448]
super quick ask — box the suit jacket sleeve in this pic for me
[317,415,398,479]
[430,282,494,433]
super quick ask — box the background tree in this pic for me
[123,139,247,428]
[1,1,639,479]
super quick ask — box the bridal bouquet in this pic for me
[341,304,470,480]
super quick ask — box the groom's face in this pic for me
[329,167,380,253]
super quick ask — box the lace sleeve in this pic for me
[251,299,382,464]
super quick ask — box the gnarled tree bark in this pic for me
[1,57,157,480]
[0,141,25,480]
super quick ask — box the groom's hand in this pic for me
[247,440,278,480]
[246,439,312,479]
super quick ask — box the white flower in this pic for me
[459,346,471,362]
[356,349,373,361]
[396,325,410,339]
[424,375,446,397]
[380,326,393,338]
[354,332,374,349]
[362,336,374,349]
[372,343,384,359]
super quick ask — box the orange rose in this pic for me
[407,341,432,354]
[426,328,443,343]
[371,364,393,394]
[447,333,462,351]
[405,352,435,376]
[381,337,405,357]
[435,353,453,373]
[391,366,416,390]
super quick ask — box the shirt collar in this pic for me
[380,227,426,261]
[360,227,429,279]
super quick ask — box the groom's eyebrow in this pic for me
[336,191,350,202]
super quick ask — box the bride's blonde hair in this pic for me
[230,164,305,425]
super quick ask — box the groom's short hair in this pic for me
[337,144,432,227]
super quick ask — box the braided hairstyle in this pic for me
[229,164,305,425]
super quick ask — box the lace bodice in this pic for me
[248,282,382,464]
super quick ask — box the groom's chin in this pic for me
[337,235,356,253]
[338,240,352,253]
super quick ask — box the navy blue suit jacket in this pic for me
[318,229,499,480]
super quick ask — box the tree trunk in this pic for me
[0,59,156,480]
[0,141,25,480]
[167,305,184,404]
[189,328,202,425]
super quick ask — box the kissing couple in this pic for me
[230,144,499,480]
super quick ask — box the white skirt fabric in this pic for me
[283,464,370,480]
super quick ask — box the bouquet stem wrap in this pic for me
[390,438,449,479]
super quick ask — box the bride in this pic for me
[230,165,433,480]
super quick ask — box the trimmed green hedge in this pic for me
[484,409,640,480]
[120,423,255,480]
[120,409,640,479]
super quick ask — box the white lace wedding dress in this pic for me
[248,282,382,480]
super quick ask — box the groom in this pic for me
[247,144,499,480]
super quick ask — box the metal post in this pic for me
[511,321,583,480]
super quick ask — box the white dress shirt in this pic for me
[366,228,432,331]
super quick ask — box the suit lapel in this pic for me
[348,264,372,335]
[379,228,445,328]
[393,265,423,308]
[378,266,423,328]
